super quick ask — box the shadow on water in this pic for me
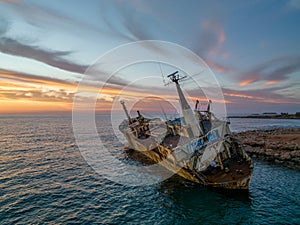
[159,174,252,201]
[155,174,254,224]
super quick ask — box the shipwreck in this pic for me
[119,71,253,189]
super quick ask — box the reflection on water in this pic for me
[0,115,299,224]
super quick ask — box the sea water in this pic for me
[0,115,299,224]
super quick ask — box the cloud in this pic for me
[1,67,298,114]
[0,14,88,75]
[0,37,88,74]
[0,68,88,106]
[0,89,74,102]
[239,79,257,87]
[0,68,164,104]
[0,67,169,104]
[0,68,75,87]
[0,69,80,106]
[195,20,226,57]
[0,16,10,36]
[0,16,88,76]
[188,20,232,75]
[238,56,300,86]
[0,2,167,77]
[0,0,18,2]
[98,0,154,41]
[289,0,300,9]
[223,84,300,105]
[2,0,129,40]
[206,60,231,73]
[120,9,153,40]
[262,80,281,86]
[4,1,232,80]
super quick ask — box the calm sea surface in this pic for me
[0,115,299,224]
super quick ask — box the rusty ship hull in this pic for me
[119,71,253,190]
[120,118,253,190]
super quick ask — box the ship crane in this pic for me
[120,100,132,124]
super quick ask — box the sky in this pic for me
[0,0,299,115]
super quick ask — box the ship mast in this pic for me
[167,71,203,137]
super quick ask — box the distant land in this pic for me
[229,112,300,119]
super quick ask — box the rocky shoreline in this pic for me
[234,128,300,170]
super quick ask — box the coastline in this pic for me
[229,113,300,119]
[234,128,300,170]
[229,116,300,120]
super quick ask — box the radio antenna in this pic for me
[158,62,167,86]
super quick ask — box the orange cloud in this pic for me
[7,68,293,114]
[263,80,281,86]
[0,69,185,113]
[239,79,256,87]
[0,69,77,113]
[206,60,230,73]
[224,93,257,99]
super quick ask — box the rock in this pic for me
[235,128,300,170]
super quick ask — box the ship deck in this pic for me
[202,155,252,184]
[162,134,190,148]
